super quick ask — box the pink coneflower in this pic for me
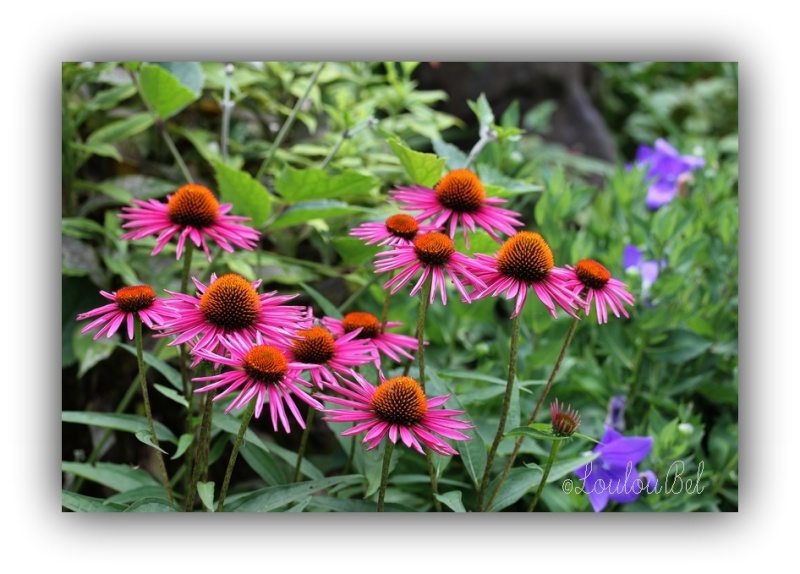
[322,312,419,368]
[390,169,523,246]
[320,372,474,456]
[191,333,321,432]
[350,213,439,247]
[77,285,175,340]
[159,273,308,362]
[375,231,487,305]
[286,317,378,389]
[119,183,260,261]
[562,259,636,324]
[469,231,583,319]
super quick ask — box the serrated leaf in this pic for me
[224,475,363,512]
[138,63,198,119]
[153,383,189,408]
[197,481,215,511]
[385,136,445,187]
[269,200,370,231]
[124,497,183,512]
[135,430,169,454]
[435,491,466,512]
[467,93,495,129]
[62,490,126,512]
[155,62,204,95]
[299,281,343,320]
[61,461,160,492]
[62,411,176,442]
[431,139,468,170]
[171,433,194,460]
[87,112,154,145]
[212,161,272,228]
[116,342,182,390]
[274,167,378,202]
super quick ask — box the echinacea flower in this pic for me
[390,169,524,246]
[119,183,261,261]
[76,285,175,340]
[469,231,583,319]
[158,273,307,362]
[633,138,705,210]
[562,259,635,324]
[374,231,487,305]
[574,426,654,512]
[550,398,581,437]
[191,332,322,432]
[322,312,419,368]
[350,213,439,247]
[286,316,378,389]
[320,372,474,456]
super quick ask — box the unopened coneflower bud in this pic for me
[550,398,581,437]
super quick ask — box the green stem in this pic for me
[416,277,432,392]
[320,117,376,170]
[293,407,316,482]
[221,63,234,164]
[216,400,255,511]
[485,317,578,511]
[256,62,326,181]
[376,442,394,512]
[135,319,173,503]
[184,388,216,511]
[179,242,195,404]
[342,432,356,476]
[476,313,521,511]
[626,334,649,412]
[527,441,562,512]
[466,126,497,168]
[426,450,442,512]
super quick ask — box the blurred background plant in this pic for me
[62,61,737,512]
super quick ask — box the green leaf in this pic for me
[105,486,168,504]
[239,444,289,486]
[138,63,198,119]
[435,491,466,512]
[213,161,272,228]
[432,138,468,170]
[211,415,324,480]
[299,281,343,320]
[286,497,311,512]
[153,383,189,408]
[171,433,194,460]
[62,490,126,512]
[274,167,378,202]
[224,475,363,512]
[269,200,371,231]
[70,141,122,162]
[62,411,176,442]
[124,497,183,512]
[155,62,204,95]
[332,236,380,267]
[646,329,713,364]
[385,136,445,187]
[116,342,182,390]
[197,481,215,512]
[135,430,169,454]
[61,461,160,492]
[86,112,154,145]
[467,93,495,129]
[74,336,116,378]
[526,451,600,484]
[486,466,543,512]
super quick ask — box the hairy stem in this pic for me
[216,400,255,511]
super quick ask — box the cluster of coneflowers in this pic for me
[76,166,640,512]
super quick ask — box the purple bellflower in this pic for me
[575,426,654,512]
[634,138,705,210]
[623,245,665,295]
